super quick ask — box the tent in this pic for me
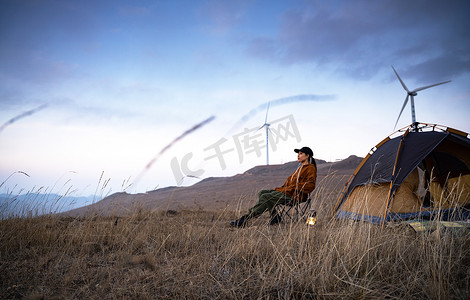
[332,123,470,226]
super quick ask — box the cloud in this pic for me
[0,51,81,85]
[199,0,252,35]
[245,0,470,82]
[0,1,98,86]
[410,52,470,83]
[118,5,152,17]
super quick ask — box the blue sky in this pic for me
[1,0,469,197]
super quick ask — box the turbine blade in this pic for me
[225,94,334,136]
[267,126,276,138]
[392,66,410,92]
[394,95,409,130]
[412,80,451,93]
[0,104,48,133]
[134,115,215,184]
[264,102,270,124]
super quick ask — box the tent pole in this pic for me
[332,174,354,216]
[382,129,409,228]
[331,141,386,216]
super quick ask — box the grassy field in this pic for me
[1,193,470,299]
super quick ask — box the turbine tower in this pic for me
[259,102,272,165]
[392,66,451,130]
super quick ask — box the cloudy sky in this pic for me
[1,0,469,198]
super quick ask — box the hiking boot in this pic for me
[230,215,248,227]
[269,213,282,225]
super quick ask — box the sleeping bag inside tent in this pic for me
[332,123,470,225]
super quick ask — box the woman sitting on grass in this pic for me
[230,146,317,227]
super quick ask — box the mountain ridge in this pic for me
[63,155,363,217]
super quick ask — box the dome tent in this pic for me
[332,123,470,226]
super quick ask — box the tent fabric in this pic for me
[337,207,470,224]
[340,168,422,218]
[341,131,448,204]
[334,123,470,225]
[431,175,470,208]
[392,132,448,192]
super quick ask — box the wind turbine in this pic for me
[258,102,272,165]
[392,66,451,130]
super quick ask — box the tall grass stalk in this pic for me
[1,171,469,299]
[1,210,469,298]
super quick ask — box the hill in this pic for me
[64,156,363,217]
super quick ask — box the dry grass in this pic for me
[1,207,469,299]
[1,173,469,299]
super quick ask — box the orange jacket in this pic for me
[274,163,317,202]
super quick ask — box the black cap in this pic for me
[294,147,313,158]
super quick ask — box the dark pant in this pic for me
[247,189,293,218]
